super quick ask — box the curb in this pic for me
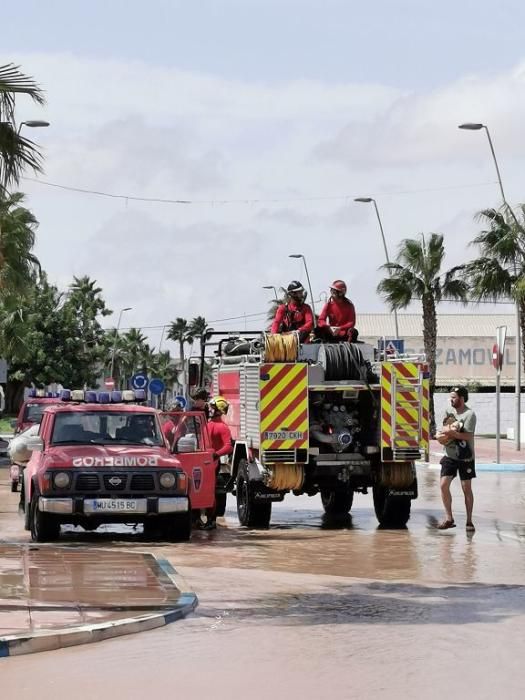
[417,460,525,472]
[0,557,197,658]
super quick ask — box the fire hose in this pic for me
[263,332,299,362]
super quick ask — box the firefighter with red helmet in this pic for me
[201,396,233,529]
[317,280,357,341]
[270,281,314,342]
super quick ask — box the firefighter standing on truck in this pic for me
[317,280,357,341]
[270,281,314,342]
[202,396,233,529]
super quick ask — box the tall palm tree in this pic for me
[266,287,287,327]
[0,192,40,299]
[0,63,45,192]
[460,206,525,371]
[167,318,194,395]
[377,233,469,434]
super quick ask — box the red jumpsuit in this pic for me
[270,301,314,336]
[318,298,356,340]
[207,418,233,459]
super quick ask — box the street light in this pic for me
[263,285,279,301]
[459,122,521,450]
[289,254,316,323]
[17,120,50,135]
[109,307,132,383]
[354,197,400,339]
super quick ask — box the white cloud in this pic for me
[4,51,524,353]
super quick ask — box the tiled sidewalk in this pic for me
[429,437,525,465]
[0,545,188,637]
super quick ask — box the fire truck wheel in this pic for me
[215,492,227,517]
[236,461,272,528]
[320,489,354,517]
[373,485,411,528]
[163,512,192,542]
[30,492,60,542]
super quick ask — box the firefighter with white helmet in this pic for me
[270,280,314,342]
[317,279,357,341]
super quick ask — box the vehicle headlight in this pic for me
[53,471,71,489]
[159,472,176,489]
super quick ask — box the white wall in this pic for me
[434,392,525,440]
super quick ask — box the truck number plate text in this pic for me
[263,431,305,440]
[84,499,147,514]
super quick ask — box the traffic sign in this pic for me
[378,339,405,355]
[492,344,503,371]
[130,373,149,390]
[104,377,115,389]
[174,395,187,409]
[149,378,165,395]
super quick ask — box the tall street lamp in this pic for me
[17,120,50,135]
[354,197,400,339]
[289,254,316,324]
[459,122,521,449]
[109,307,132,384]
[263,285,279,301]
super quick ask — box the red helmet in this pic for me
[330,279,347,295]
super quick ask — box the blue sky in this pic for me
[2,1,525,347]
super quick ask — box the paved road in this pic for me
[1,462,524,699]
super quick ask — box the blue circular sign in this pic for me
[149,378,165,395]
[175,395,187,409]
[130,373,149,390]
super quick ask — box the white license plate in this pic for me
[84,499,147,514]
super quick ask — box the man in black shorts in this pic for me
[436,385,476,531]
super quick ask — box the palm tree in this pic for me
[377,233,469,435]
[0,63,45,192]
[167,318,194,395]
[266,287,287,327]
[459,206,525,371]
[0,192,40,299]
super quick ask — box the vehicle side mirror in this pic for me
[25,436,44,452]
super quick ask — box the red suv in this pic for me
[22,390,216,542]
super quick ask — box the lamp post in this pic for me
[262,285,279,301]
[109,307,132,385]
[354,197,400,339]
[17,120,50,135]
[289,254,316,324]
[459,122,521,450]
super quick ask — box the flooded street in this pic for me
[2,464,525,699]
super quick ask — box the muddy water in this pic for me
[1,465,525,699]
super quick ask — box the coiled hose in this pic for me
[321,343,378,383]
[263,332,299,362]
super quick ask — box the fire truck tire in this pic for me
[30,493,60,542]
[373,485,411,528]
[320,489,354,516]
[236,461,272,528]
[215,492,227,517]
[164,512,192,542]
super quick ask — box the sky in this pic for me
[2,0,525,355]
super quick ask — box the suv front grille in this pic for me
[130,474,155,491]
[76,473,100,491]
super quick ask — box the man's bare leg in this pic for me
[439,476,455,527]
[461,479,474,528]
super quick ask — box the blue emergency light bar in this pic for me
[27,389,61,399]
[60,389,147,403]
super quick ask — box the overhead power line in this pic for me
[22,176,499,206]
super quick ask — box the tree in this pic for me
[377,233,469,435]
[460,207,525,372]
[0,63,45,192]
[266,287,287,326]
[167,318,194,396]
[0,192,40,299]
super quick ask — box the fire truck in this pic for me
[18,389,216,542]
[211,332,429,528]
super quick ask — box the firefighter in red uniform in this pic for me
[202,396,233,529]
[317,280,357,341]
[270,281,314,341]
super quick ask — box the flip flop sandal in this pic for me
[437,520,456,530]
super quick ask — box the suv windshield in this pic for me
[51,411,163,446]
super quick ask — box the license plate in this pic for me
[84,499,147,514]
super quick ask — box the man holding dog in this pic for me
[436,385,477,532]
